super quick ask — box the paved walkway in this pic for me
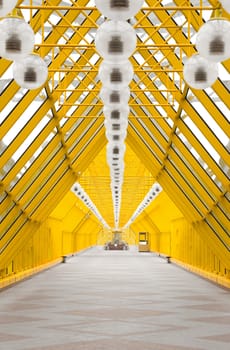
[0,246,230,350]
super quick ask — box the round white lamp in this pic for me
[110,166,124,176]
[111,183,122,191]
[103,105,129,120]
[111,174,124,185]
[100,86,130,106]
[183,54,219,89]
[105,129,127,143]
[110,169,124,178]
[13,53,48,89]
[110,162,125,172]
[95,0,144,21]
[107,161,123,172]
[107,142,126,159]
[196,19,230,62]
[107,154,125,168]
[220,0,230,13]
[112,178,123,186]
[0,0,18,17]
[95,20,137,61]
[104,117,128,135]
[99,59,134,89]
[0,17,35,61]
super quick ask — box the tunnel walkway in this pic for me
[0,246,230,350]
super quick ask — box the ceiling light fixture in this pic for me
[100,86,130,106]
[0,16,34,61]
[95,0,143,229]
[13,53,48,90]
[183,54,219,90]
[71,183,110,229]
[98,60,134,89]
[95,20,137,61]
[196,18,230,63]
[95,0,144,21]
[123,183,163,229]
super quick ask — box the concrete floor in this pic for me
[0,246,230,350]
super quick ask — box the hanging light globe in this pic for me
[99,60,134,89]
[71,183,80,194]
[107,141,124,157]
[111,178,123,186]
[196,18,230,62]
[100,86,130,106]
[105,129,127,143]
[110,161,125,172]
[111,175,124,183]
[13,53,48,89]
[0,0,18,17]
[95,20,136,61]
[103,105,129,120]
[110,165,125,174]
[95,0,144,21]
[111,183,122,192]
[183,54,219,89]
[0,16,35,61]
[107,153,126,168]
[108,154,126,172]
[108,158,125,171]
[110,160,124,170]
[220,0,230,13]
[107,142,126,160]
[111,177,123,187]
[104,117,128,135]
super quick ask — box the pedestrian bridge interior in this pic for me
[0,0,229,290]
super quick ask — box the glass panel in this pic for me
[68,119,100,154]
[0,66,13,98]
[171,140,218,201]
[183,115,221,164]
[218,64,230,91]
[168,155,210,210]
[176,125,226,190]
[185,94,229,146]
[11,114,52,163]
[2,92,47,149]
[22,157,66,213]
[9,125,58,191]
[165,167,203,217]
[15,141,63,202]
[128,122,163,165]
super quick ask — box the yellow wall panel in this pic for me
[0,199,101,289]
[131,190,230,288]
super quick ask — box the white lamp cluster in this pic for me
[123,183,162,229]
[95,0,143,229]
[71,183,110,229]
[0,0,48,89]
[183,4,230,89]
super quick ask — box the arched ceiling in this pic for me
[0,1,229,257]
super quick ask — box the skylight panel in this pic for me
[186,97,229,146]
[11,115,51,162]
[2,95,45,147]
[183,116,221,164]
[89,53,100,65]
